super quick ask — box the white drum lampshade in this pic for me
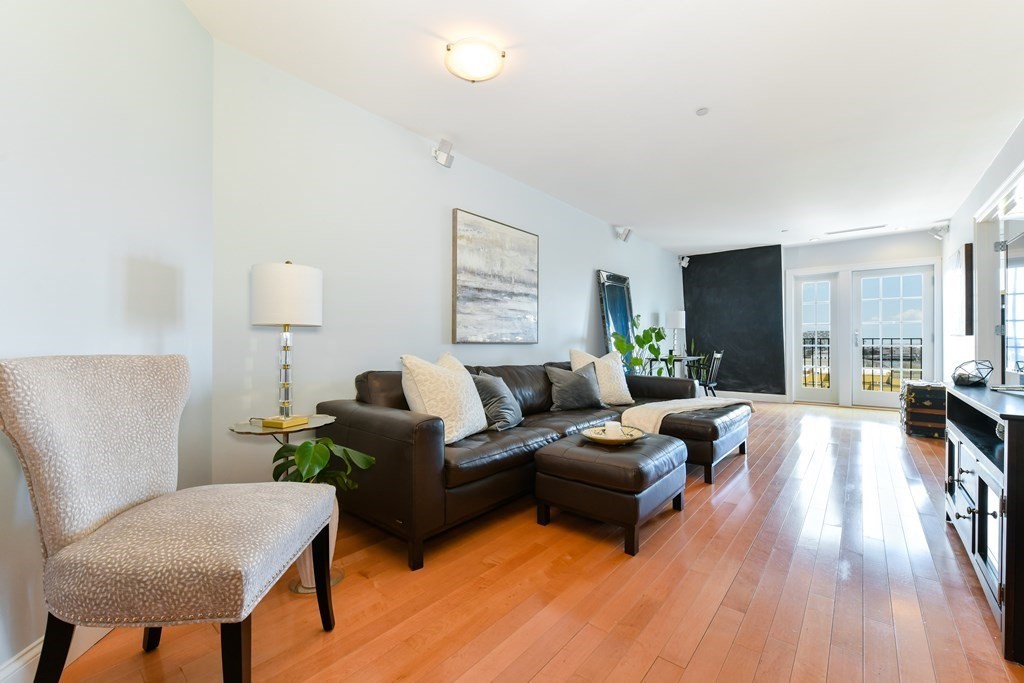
[251,262,323,423]
[665,310,686,355]
[665,310,686,330]
[251,262,323,327]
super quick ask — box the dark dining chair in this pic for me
[698,351,724,396]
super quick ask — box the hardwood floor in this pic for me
[64,403,1024,681]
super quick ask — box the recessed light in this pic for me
[445,38,506,83]
[695,107,709,117]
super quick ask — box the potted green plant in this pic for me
[272,437,375,591]
[611,314,677,376]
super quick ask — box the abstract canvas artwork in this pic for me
[453,209,539,343]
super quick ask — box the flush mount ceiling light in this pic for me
[445,38,505,82]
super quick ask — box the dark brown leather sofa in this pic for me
[316,361,749,569]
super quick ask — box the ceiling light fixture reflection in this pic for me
[445,38,506,83]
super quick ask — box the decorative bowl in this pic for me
[581,426,646,445]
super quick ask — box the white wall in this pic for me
[944,118,1024,377]
[0,0,212,674]
[783,231,942,272]
[211,43,683,484]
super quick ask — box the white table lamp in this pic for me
[665,310,686,354]
[251,261,323,427]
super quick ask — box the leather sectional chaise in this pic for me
[316,361,751,569]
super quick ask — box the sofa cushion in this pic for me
[546,364,604,411]
[468,364,554,416]
[354,370,408,409]
[570,349,633,406]
[658,404,753,441]
[604,397,664,415]
[472,373,524,431]
[401,353,487,444]
[520,408,620,437]
[445,427,559,488]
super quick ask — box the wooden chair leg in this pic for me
[311,524,335,632]
[142,627,162,652]
[408,538,424,571]
[220,616,251,683]
[35,613,75,683]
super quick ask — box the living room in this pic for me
[4,1,1024,681]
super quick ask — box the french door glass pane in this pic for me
[802,280,831,389]
[860,274,924,392]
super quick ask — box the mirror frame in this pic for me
[597,270,634,353]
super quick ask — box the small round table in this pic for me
[228,413,336,444]
[229,414,342,593]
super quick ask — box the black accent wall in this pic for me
[683,245,785,394]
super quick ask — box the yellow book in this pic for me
[262,415,309,429]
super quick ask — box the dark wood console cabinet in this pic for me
[945,384,1024,661]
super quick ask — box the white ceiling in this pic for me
[185,0,1024,255]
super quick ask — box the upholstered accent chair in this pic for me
[0,355,336,683]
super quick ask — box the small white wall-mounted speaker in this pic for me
[433,139,454,168]
[614,226,632,242]
[679,256,691,268]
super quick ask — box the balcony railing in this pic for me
[801,335,924,392]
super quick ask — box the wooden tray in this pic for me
[581,426,646,445]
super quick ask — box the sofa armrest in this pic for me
[315,399,446,555]
[626,374,698,400]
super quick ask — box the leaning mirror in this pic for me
[597,270,634,352]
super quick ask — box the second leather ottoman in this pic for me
[534,433,688,555]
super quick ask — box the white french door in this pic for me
[852,267,934,408]
[793,274,838,404]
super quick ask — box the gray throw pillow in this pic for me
[545,363,604,411]
[472,373,524,431]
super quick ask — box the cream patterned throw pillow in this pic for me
[401,353,488,444]
[569,349,634,405]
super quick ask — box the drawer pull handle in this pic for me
[955,507,977,520]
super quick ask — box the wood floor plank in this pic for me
[59,404,1016,683]
[791,592,835,682]
[642,657,684,683]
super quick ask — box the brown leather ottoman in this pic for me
[534,434,687,555]
[658,404,751,484]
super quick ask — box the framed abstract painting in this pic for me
[452,209,539,343]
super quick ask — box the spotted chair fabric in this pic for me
[0,355,334,627]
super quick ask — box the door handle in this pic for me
[853,330,860,348]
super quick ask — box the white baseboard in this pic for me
[713,390,790,404]
[0,626,110,682]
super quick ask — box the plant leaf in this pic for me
[272,458,295,482]
[345,448,375,469]
[272,443,298,462]
[294,440,330,480]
